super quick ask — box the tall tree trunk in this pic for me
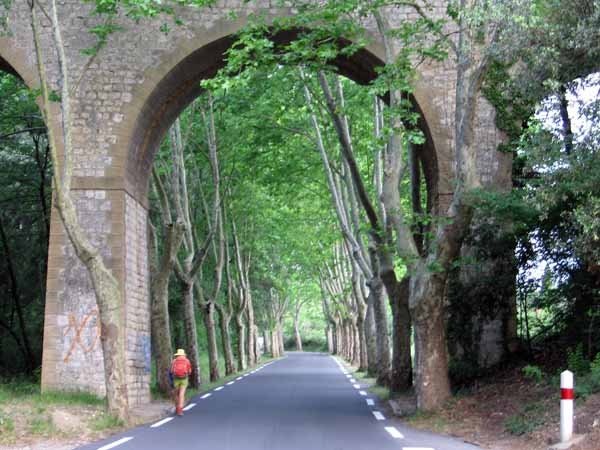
[182,280,201,388]
[372,274,391,385]
[294,301,304,352]
[410,267,451,410]
[386,277,412,392]
[278,324,285,356]
[351,322,358,363]
[150,223,184,395]
[356,305,368,371]
[364,292,378,377]
[247,294,256,367]
[217,306,235,376]
[264,329,272,356]
[0,216,35,373]
[236,314,247,370]
[203,302,220,381]
[326,326,334,354]
[151,273,174,395]
[294,321,303,352]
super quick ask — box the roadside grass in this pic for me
[0,379,113,445]
[90,411,125,431]
[503,401,547,435]
[0,380,105,407]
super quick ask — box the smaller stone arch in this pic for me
[0,41,39,90]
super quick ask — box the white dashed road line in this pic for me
[183,403,196,411]
[402,448,435,450]
[227,381,235,385]
[350,378,356,383]
[214,386,224,391]
[346,374,352,378]
[97,437,134,450]
[385,427,404,439]
[372,411,385,421]
[200,393,211,399]
[150,417,173,428]
[366,399,374,406]
[353,384,360,389]
[359,390,367,396]
[236,377,243,380]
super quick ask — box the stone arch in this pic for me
[0,42,38,90]
[113,17,446,214]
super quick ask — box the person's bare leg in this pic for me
[179,386,186,409]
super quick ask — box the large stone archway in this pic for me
[0,0,510,405]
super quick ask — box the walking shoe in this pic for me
[176,406,183,416]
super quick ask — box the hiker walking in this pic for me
[170,348,192,416]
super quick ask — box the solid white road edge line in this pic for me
[359,390,367,396]
[353,384,361,389]
[183,403,196,411]
[372,411,385,420]
[384,427,404,439]
[215,386,224,391]
[150,417,174,428]
[366,399,374,406]
[200,393,211,399]
[97,437,134,450]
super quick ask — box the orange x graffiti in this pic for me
[62,309,101,363]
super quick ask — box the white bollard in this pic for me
[560,370,574,443]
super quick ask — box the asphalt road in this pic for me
[78,352,479,450]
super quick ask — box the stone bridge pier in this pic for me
[0,0,512,405]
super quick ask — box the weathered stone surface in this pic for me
[0,0,512,405]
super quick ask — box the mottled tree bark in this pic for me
[384,275,412,392]
[236,313,247,370]
[411,267,451,410]
[263,329,272,356]
[247,293,257,367]
[364,291,378,377]
[182,280,201,387]
[203,301,220,381]
[216,304,235,376]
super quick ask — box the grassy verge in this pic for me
[0,381,110,445]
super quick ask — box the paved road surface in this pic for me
[78,352,479,450]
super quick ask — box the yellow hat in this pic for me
[174,349,186,357]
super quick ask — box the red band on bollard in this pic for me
[561,388,574,400]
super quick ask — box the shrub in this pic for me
[566,344,590,376]
[504,402,546,435]
[522,365,544,383]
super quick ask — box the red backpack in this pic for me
[171,357,189,379]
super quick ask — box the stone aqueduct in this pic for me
[0,1,511,405]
